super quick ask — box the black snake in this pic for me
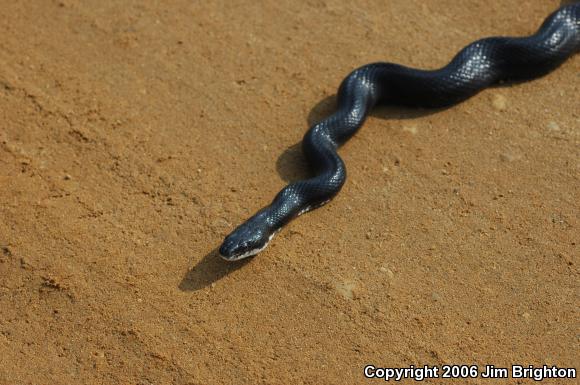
[219,4,580,261]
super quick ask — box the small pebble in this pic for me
[335,281,357,300]
[522,312,531,321]
[491,94,507,111]
[374,305,387,317]
[500,151,522,162]
[379,266,395,280]
[402,124,418,135]
[546,121,560,131]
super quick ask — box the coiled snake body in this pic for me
[220,4,580,261]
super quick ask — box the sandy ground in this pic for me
[0,1,578,384]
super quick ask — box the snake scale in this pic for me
[219,4,580,261]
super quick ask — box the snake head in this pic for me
[219,216,275,261]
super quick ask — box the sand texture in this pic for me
[0,1,578,384]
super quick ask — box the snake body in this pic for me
[219,4,580,261]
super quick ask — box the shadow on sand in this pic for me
[179,248,252,291]
[276,0,577,184]
[276,95,449,183]
[182,1,575,284]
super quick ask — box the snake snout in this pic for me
[219,222,271,261]
[219,241,244,261]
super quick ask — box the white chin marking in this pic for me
[219,230,279,262]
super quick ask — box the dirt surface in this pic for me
[0,1,578,384]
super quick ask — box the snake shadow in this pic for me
[277,0,577,183]
[276,58,566,183]
[276,95,452,182]
[179,247,251,291]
